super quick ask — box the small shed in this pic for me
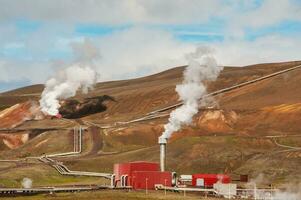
[192,174,231,188]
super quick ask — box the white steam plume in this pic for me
[273,192,300,200]
[39,39,99,116]
[21,177,32,189]
[161,47,223,139]
[272,182,301,200]
[245,174,301,199]
[40,65,97,115]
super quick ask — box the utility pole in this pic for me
[145,178,148,194]
[164,179,167,196]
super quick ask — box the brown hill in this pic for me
[0,61,301,187]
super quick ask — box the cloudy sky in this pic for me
[0,0,301,92]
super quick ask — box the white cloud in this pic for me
[1,0,300,28]
[229,0,301,29]
[0,0,223,24]
[0,59,53,83]
[0,27,195,84]
[0,0,301,91]
[1,26,301,87]
[213,34,301,66]
[93,27,194,80]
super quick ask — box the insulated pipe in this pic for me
[110,174,116,188]
[120,175,128,187]
[120,175,123,187]
[158,137,167,172]
[79,126,82,153]
[124,175,128,187]
[171,172,177,186]
[73,127,76,152]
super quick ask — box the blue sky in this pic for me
[0,0,301,92]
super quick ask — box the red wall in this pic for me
[113,161,171,189]
[132,171,172,189]
[114,161,159,181]
[192,174,231,188]
[114,163,131,181]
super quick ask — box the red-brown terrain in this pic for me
[0,61,301,187]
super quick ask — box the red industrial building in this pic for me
[114,161,172,189]
[192,174,231,188]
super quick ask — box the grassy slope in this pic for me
[0,164,104,188]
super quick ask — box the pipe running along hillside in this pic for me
[38,126,114,181]
[148,64,301,115]
[0,126,115,186]
[45,126,82,157]
[39,156,112,179]
[86,64,301,129]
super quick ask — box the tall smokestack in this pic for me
[158,136,167,172]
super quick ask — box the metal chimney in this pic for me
[158,137,167,172]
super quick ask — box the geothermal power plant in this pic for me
[1,63,301,199]
[2,1,301,200]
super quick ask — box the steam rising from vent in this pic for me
[270,178,301,200]
[40,39,99,116]
[21,178,32,189]
[40,65,97,115]
[161,47,223,139]
[273,189,301,200]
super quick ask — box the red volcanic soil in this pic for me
[0,100,44,149]
[197,110,238,133]
[0,100,43,129]
[0,133,29,149]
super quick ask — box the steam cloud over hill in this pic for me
[39,40,99,116]
[40,65,97,116]
[161,47,223,139]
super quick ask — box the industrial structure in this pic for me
[114,161,172,189]
[192,174,231,187]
